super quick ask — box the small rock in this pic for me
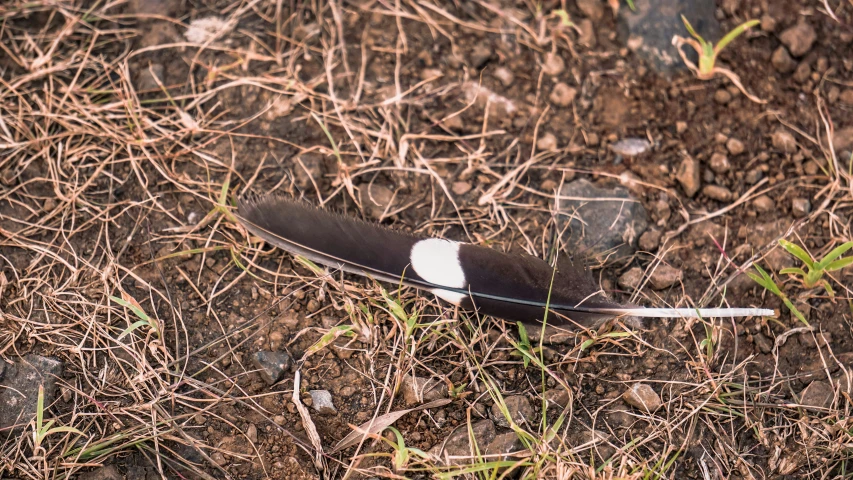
[702,185,732,202]
[752,195,774,212]
[309,390,337,415]
[713,89,732,104]
[483,431,524,459]
[420,68,443,81]
[726,138,745,155]
[544,388,571,409]
[676,121,688,134]
[559,179,649,258]
[359,183,395,219]
[779,21,817,57]
[771,46,797,73]
[638,229,662,252]
[469,43,493,69]
[709,153,730,173]
[745,168,764,184]
[800,380,834,409]
[840,90,853,105]
[251,351,291,385]
[541,52,565,76]
[792,61,811,83]
[622,383,662,412]
[577,19,596,47]
[648,264,682,290]
[78,466,123,480]
[135,63,164,92]
[537,132,558,151]
[617,267,644,290]
[293,153,324,188]
[791,198,811,218]
[401,374,445,406]
[760,13,777,32]
[210,452,227,466]
[803,161,819,175]
[431,419,496,460]
[771,129,797,153]
[676,156,701,197]
[577,0,604,21]
[490,395,534,428]
[452,181,472,196]
[549,82,577,107]
[764,248,794,271]
[753,333,773,354]
[246,423,258,443]
[493,67,514,87]
[609,138,651,156]
[443,114,464,132]
[0,355,63,431]
[831,126,853,154]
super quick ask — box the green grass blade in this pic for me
[779,240,815,268]
[109,296,151,322]
[118,320,152,340]
[826,256,853,271]
[714,19,759,54]
[816,241,853,269]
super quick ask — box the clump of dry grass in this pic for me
[1,0,852,479]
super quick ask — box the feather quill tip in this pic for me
[615,307,776,318]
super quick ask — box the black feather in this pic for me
[235,193,774,328]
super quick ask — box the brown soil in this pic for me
[1,0,853,479]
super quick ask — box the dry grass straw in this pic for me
[1,0,852,479]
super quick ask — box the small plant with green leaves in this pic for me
[510,322,542,369]
[673,16,764,103]
[32,385,83,453]
[111,292,160,340]
[777,239,853,297]
[748,263,808,326]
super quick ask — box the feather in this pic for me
[235,193,774,328]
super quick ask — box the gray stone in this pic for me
[544,388,571,409]
[791,198,811,218]
[619,0,720,75]
[483,431,524,459]
[752,195,774,212]
[309,390,337,415]
[0,355,63,431]
[800,380,834,409]
[772,129,797,153]
[490,395,534,428]
[753,333,773,354]
[359,183,395,219]
[622,383,662,412]
[771,46,797,73]
[609,138,651,157]
[676,156,701,197]
[135,63,164,92]
[559,179,649,258]
[401,374,445,407]
[638,229,662,252]
[251,350,291,385]
[709,153,730,173]
[618,267,644,291]
[648,264,682,290]
[430,419,496,460]
[469,43,493,69]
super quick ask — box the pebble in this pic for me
[452,181,472,196]
[135,63,165,92]
[541,52,565,76]
[549,82,577,107]
[760,13,777,32]
[840,90,853,105]
[793,62,811,83]
[492,67,514,87]
[771,46,797,73]
[726,138,745,155]
[752,195,774,212]
[490,395,533,428]
[779,20,817,57]
[771,129,797,153]
[800,380,834,409]
[577,0,604,21]
[210,452,227,466]
[676,156,701,197]
[537,132,558,151]
[430,419,496,460]
[648,264,682,289]
[791,198,811,218]
[745,168,764,184]
[401,374,445,406]
[622,383,662,412]
[609,138,651,156]
[544,388,571,409]
[483,431,524,459]
[676,121,688,134]
[252,351,291,385]
[638,229,662,252]
[617,267,644,290]
[709,153,730,173]
[832,126,853,154]
[469,43,493,69]
[309,390,337,415]
[246,423,258,443]
[703,184,732,202]
[804,161,819,175]
[714,89,732,104]
[754,333,773,354]
[359,183,395,219]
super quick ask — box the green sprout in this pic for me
[747,264,807,326]
[777,239,853,297]
[510,322,541,368]
[32,385,83,452]
[673,16,764,103]
[111,294,160,340]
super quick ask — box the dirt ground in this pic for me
[2,0,853,479]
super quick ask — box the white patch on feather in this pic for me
[430,288,466,306]
[410,239,466,288]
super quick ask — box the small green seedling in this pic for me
[748,264,807,326]
[673,16,764,103]
[510,322,541,368]
[778,239,853,297]
[32,385,83,452]
[111,293,160,340]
